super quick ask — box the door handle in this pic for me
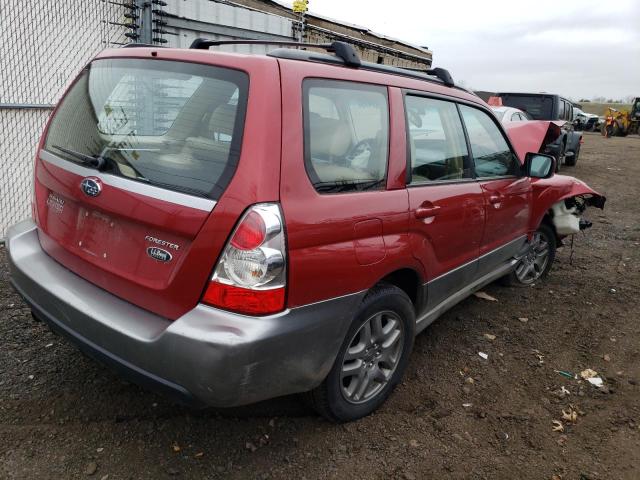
[415,205,441,219]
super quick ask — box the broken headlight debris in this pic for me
[551,195,601,236]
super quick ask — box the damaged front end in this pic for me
[532,176,606,244]
[551,196,601,235]
[504,120,566,161]
[503,120,606,242]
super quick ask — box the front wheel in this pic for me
[306,284,415,422]
[503,223,556,286]
[554,144,565,172]
[565,143,579,166]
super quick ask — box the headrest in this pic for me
[309,114,351,158]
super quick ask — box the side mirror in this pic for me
[524,153,555,179]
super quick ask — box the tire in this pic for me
[306,284,415,422]
[565,143,579,166]
[502,223,556,287]
[555,143,565,172]
[612,122,621,137]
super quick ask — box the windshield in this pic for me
[498,94,553,120]
[44,58,249,199]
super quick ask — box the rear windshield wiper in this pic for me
[53,145,145,179]
[51,145,108,170]
[51,144,209,198]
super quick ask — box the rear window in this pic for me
[303,79,389,193]
[498,94,553,120]
[44,58,249,199]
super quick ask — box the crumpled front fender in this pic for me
[530,175,606,234]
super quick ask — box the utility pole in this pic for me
[134,0,153,44]
[292,0,309,42]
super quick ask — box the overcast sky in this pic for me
[299,0,640,101]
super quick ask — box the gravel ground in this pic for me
[1,133,639,480]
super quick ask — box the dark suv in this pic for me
[495,93,583,168]
[7,40,604,422]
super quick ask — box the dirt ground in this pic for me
[1,133,639,480]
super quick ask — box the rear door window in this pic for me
[565,101,574,121]
[303,80,389,193]
[44,58,249,199]
[459,105,520,178]
[404,96,471,183]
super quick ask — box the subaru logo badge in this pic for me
[81,177,102,197]
[147,247,173,263]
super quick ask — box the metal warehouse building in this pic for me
[0,0,432,238]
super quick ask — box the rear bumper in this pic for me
[7,220,364,407]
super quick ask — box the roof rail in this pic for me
[188,37,454,87]
[268,48,455,88]
[121,43,162,49]
[189,38,361,67]
[403,66,454,87]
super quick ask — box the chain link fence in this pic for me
[0,0,429,240]
[0,0,130,239]
[0,0,296,239]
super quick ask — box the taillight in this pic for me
[202,203,286,315]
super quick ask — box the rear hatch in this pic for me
[33,55,251,319]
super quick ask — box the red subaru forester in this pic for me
[7,40,605,422]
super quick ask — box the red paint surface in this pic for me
[32,47,605,319]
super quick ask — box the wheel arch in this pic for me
[566,131,581,152]
[374,268,423,311]
[540,211,561,247]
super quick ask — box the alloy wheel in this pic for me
[515,231,551,284]
[340,311,405,404]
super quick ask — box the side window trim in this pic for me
[457,103,523,180]
[302,78,390,194]
[456,102,476,179]
[399,89,523,183]
[402,91,474,186]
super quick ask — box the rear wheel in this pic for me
[306,285,415,422]
[502,223,556,286]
